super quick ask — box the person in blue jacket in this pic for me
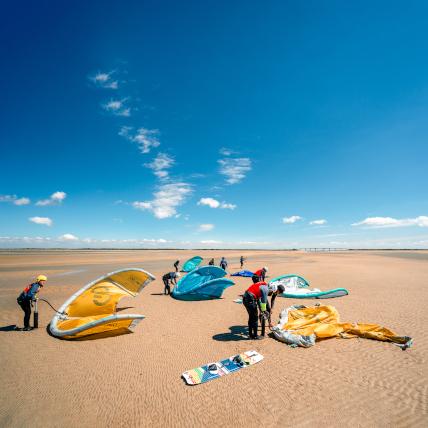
[219,257,228,271]
[17,275,47,331]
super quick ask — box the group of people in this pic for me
[17,258,281,340]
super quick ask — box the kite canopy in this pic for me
[230,270,254,277]
[269,274,348,299]
[269,274,310,288]
[49,268,155,339]
[182,256,203,272]
[272,304,413,349]
[172,266,234,300]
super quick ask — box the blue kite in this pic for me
[230,270,254,277]
[172,266,234,300]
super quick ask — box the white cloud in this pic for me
[119,126,160,154]
[352,216,428,228]
[218,157,252,184]
[90,71,119,89]
[0,195,31,205]
[36,191,67,206]
[310,219,327,225]
[197,197,236,210]
[282,215,302,224]
[58,233,79,241]
[219,147,236,156]
[200,240,222,244]
[29,217,53,226]
[198,223,214,232]
[102,99,130,117]
[132,182,192,219]
[144,153,174,179]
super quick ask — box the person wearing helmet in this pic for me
[242,275,270,340]
[254,267,268,282]
[16,275,47,331]
[162,271,180,295]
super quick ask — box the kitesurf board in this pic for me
[182,350,263,385]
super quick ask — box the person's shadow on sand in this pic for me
[0,325,19,332]
[212,325,249,341]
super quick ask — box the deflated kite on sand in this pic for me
[269,274,348,299]
[172,266,234,300]
[272,304,412,349]
[49,268,155,339]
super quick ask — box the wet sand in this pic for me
[0,250,427,427]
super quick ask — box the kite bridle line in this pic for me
[37,298,68,316]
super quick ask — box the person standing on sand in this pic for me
[17,275,47,331]
[162,271,180,295]
[173,260,180,272]
[242,276,284,339]
[254,266,268,282]
[208,258,215,266]
[220,257,228,271]
[240,256,245,269]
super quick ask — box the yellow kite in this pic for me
[49,268,155,339]
[272,305,412,349]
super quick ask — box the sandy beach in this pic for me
[0,250,427,427]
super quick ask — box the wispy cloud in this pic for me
[219,147,236,156]
[198,223,214,232]
[29,216,53,226]
[144,153,174,179]
[197,197,236,210]
[58,233,79,241]
[36,191,67,206]
[90,71,119,89]
[102,98,131,117]
[310,219,327,225]
[119,126,160,154]
[282,215,302,224]
[218,157,252,184]
[200,240,222,244]
[0,195,31,205]
[352,216,428,228]
[132,182,192,219]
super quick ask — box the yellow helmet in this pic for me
[36,275,47,282]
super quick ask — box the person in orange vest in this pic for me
[242,275,284,339]
[16,275,47,331]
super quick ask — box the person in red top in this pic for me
[254,266,268,282]
[242,275,283,339]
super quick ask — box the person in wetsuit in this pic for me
[162,271,180,295]
[173,260,180,272]
[254,266,268,282]
[17,275,47,331]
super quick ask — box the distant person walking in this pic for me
[219,257,228,271]
[162,272,180,295]
[208,258,215,266]
[173,260,180,272]
[254,267,268,282]
[17,275,47,331]
[240,256,245,269]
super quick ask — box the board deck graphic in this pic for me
[182,350,263,385]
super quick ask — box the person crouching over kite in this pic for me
[17,275,47,331]
[254,266,268,282]
[242,276,284,339]
[162,271,180,295]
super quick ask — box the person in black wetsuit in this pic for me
[162,271,180,295]
[208,258,215,266]
[17,275,47,331]
[240,256,245,269]
[219,257,227,270]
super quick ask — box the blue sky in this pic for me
[1,0,427,249]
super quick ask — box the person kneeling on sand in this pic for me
[162,271,180,295]
[208,258,215,266]
[17,275,47,331]
[242,276,284,339]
